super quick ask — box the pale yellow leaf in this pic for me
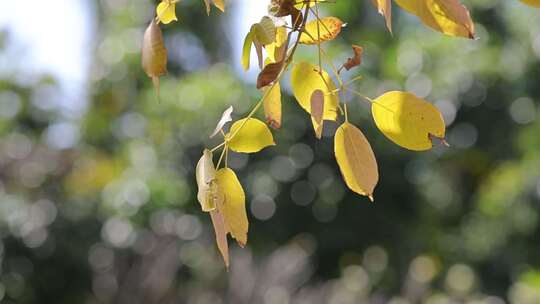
[213,0,225,12]
[216,168,248,247]
[291,62,339,121]
[195,149,221,212]
[335,122,379,200]
[299,17,343,45]
[372,91,446,151]
[210,106,233,138]
[156,1,178,24]
[227,118,275,153]
[251,17,277,46]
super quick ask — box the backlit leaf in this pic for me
[395,0,475,38]
[257,61,283,89]
[241,31,253,71]
[335,122,379,200]
[372,91,446,151]
[266,26,288,63]
[251,17,276,46]
[371,0,392,32]
[299,17,343,45]
[195,149,221,212]
[210,106,233,138]
[213,0,225,12]
[291,62,339,121]
[156,0,178,24]
[216,168,248,247]
[263,83,282,129]
[227,118,275,153]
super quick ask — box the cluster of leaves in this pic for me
[141,0,539,267]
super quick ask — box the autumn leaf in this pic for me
[372,91,446,151]
[394,0,475,39]
[210,199,229,267]
[299,17,343,45]
[262,83,282,129]
[216,168,248,247]
[257,61,283,89]
[156,0,178,24]
[334,122,379,201]
[142,19,167,98]
[521,0,540,7]
[227,118,275,153]
[252,17,277,46]
[210,106,233,138]
[291,62,339,121]
[195,149,221,212]
[241,32,254,71]
[310,89,324,139]
[266,26,288,63]
[342,44,363,71]
[371,0,392,33]
[203,0,226,14]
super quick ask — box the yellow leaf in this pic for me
[299,17,343,45]
[334,122,379,200]
[216,168,248,247]
[227,118,275,153]
[266,26,288,63]
[372,91,446,151]
[310,89,324,139]
[195,149,221,212]
[371,0,392,33]
[213,0,225,12]
[395,0,475,38]
[210,199,229,267]
[156,0,178,24]
[241,31,253,71]
[263,83,282,129]
[521,0,540,7]
[291,62,339,121]
[251,16,276,46]
[294,0,327,9]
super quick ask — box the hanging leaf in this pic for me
[266,26,288,63]
[310,89,325,139]
[299,17,343,45]
[210,199,229,267]
[342,44,363,71]
[156,0,178,24]
[210,106,234,138]
[195,149,221,212]
[334,122,379,201]
[262,83,282,129]
[227,118,275,153]
[213,0,225,12]
[251,17,277,46]
[241,31,254,71]
[142,19,167,98]
[257,60,283,89]
[521,0,540,7]
[394,0,475,39]
[216,168,248,247]
[291,62,339,121]
[372,91,446,151]
[371,0,392,33]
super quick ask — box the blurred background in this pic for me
[0,0,539,303]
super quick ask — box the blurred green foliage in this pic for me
[0,0,539,303]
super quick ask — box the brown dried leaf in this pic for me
[342,45,363,71]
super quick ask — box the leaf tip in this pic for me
[368,195,374,202]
